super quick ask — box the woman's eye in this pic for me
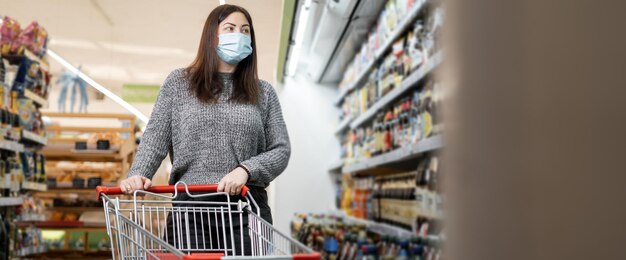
[225,27,233,32]
[243,28,250,34]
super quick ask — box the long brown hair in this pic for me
[185,4,259,104]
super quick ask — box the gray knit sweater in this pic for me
[127,68,290,187]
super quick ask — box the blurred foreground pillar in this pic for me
[443,0,626,259]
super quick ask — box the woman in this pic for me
[118,4,290,255]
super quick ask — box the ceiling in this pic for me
[0,0,283,116]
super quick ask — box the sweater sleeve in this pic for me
[126,71,176,179]
[240,81,291,184]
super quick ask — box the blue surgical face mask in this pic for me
[216,32,253,64]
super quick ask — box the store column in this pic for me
[444,1,626,260]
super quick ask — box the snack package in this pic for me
[32,25,48,57]
[0,16,21,55]
[17,98,35,131]
[20,151,36,181]
[12,58,40,94]
[11,21,49,57]
[11,21,34,54]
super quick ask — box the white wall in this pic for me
[271,75,339,234]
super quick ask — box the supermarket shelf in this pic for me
[350,52,443,129]
[342,135,443,174]
[0,197,23,206]
[0,139,25,152]
[38,226,107,232]
[19,214,47,222]
[17,245,47,257]
[3,50,49,72]
[42,149,125,162]
[22,181,48,191]
[334,116,352,135]
[43,249,111,256]
[22,130,48,145]
[16,220,83,228]
[334,0,430,106]
[343,214,413,239]
[50,207,102,213]
[24,49,50,71]
[46,188,98,192]
[327,159,344,172]
[24,89,48,107]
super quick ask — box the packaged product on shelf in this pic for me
[69,231,86,250]
[87,132,122,151]
[38,154,45,183]
[377,173,419,229]
[12,59,50,99]
[0,17,21,56]
[0,82,9,109]
[1,158,8,197]
[11,21,48,57]
[20,152,35,182]
[431,81,443,135]
[18,196,47,221]
[340,77,443,163]
[17,99,36,132]
[0,59,5,87]
[339,154,443,228]
[291,213,442,260]
[340,175,354,216]
[16,225,45,254]
[415,156,442,219]
[92,232,111,251]
[2,155,23,196]
[408,19,426,72]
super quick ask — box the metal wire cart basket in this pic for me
[97,182,320,260]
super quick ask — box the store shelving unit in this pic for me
[342,135,443,174]
[27,113,136,258]
[0,197,24,206]
[16,220,84,228]
[22,129,48,145]
[349,52,443,129]
[0,19,57,259]
[334,0,430,106]
[325,0,445,246]
[341,213,414,239]
[24,89,48,107]
[334,116,352,135]
[21,180,48,191]
[49,207,102,213]
[42,113,137,175]
[327,159,344,173]
[3,49,49,72]
[0,139,24,152]
[17,245,47,257]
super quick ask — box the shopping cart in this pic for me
[96,182,320,260]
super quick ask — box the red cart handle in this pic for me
[96,184,249,200]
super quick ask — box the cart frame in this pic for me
[97,182,320,260]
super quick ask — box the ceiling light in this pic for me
[286,0,313,76]
[220,0,226,5]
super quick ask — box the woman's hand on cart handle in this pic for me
[119,176,152,194]
[218,166,249,196]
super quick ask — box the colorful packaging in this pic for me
[17,98,35,131]
[11,21,47,56]
[0,16,21,55]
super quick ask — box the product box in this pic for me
[41,230,65,250]
[87,231,111,251]
[68,231,86,250]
